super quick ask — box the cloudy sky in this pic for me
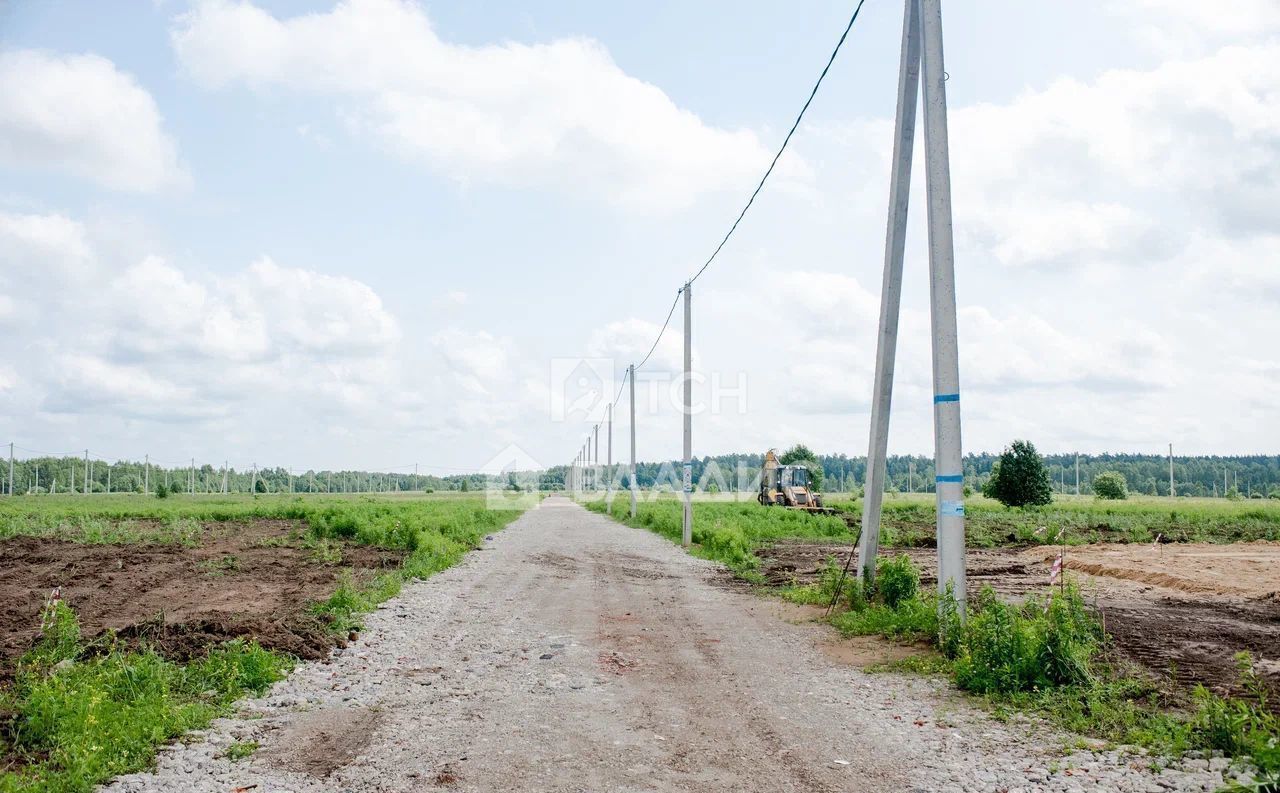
[0,0,1276,474]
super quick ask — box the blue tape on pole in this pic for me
[935,474,963,483]
[933,393,960,403]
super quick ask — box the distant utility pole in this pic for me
[145,454,150,495]
[681,281,693,548]
[223,462,228,494]
[1168,443,1175,498]
[106,466,111,494]
[606,402,613,505]
[7,442,13,496]
[1075,454,1080,496]
[593,424,600,493]
[83,450,90,495]
[251,463,257,494]
[190,458,195,496]
[629,364,638,518]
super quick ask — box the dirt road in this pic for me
[105,498,1228,792]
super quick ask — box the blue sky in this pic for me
[1,0,1277,474]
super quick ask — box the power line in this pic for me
[586,0,869,405]
[635,288,682,372]
[686,0,868,286]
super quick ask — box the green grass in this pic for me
[0,493,527,792]
[826,493,1280,547]
[223,740,259,762]
[0,602,291,793]
[585,497,853,580]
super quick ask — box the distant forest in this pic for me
[5,451,1278,498]
[541,451,1280,498]
[2,457,490,495]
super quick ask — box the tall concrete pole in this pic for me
[606,402,613,505]
[682,282,693,547]
[83,450,90,495]
[858,0,920,583]
[7,442,12,496]
[593,424,600,493]
[191,458,196,496]
[1169,443,1175,498]
[1075,454,1080,495]
[920,0,966,609]
[629,364,638,519]
[144,454,149,495]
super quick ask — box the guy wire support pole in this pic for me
[593,424,600,493]
[629,364,638,519]
[920,0,967,612]
[859,0,920,585]
[681,282,693,547]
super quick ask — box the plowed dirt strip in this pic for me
[105,497,1224,792]
[0,520,404,672]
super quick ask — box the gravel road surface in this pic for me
[104,497,1236,792]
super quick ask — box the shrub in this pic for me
[982,440,1053,507]
[876,554,920,608]
[154,482,170,499]
[1093,471,1128,500]
[953,584,1097,694]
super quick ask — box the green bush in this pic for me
[876,554,919,608]
[982,440,1053,507]
[153,482,170,499]
[953,584,1096,694]
[1093,471,1128,500]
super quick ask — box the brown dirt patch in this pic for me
[1021,541,1280,599]
[756,539,1280,702]
[0,520,406,675]
[261,706,383,777]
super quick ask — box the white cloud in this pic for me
[170,0,776,209]
[946,42,1280,268]
[0,50,187,192]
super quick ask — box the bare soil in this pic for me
[756,539,1280,701]
[0,519,406,674]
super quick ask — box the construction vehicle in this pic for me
[758,449,828,511]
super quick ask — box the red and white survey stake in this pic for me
[1048,552,1064,587]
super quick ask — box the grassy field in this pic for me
[825,492,1280,547]
[0,492,526,793]
[584,493,1280,784]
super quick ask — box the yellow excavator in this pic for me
[758,449,829,511]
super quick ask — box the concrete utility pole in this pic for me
[682,282,693,547]
[629,364,638,519]
[83,450,90,495]
[857,0,919,584]
[191,458,196,496]
[1169,443,1175,498]
[7,442,12,496]
[862,0,965,603]
[145,454,150,495]
[107,465,111,494]
[920,0,966,608]
[1075,454,1080,496]
[251,463,257,494]
[606,402,613,505]
[593,424,600,492]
